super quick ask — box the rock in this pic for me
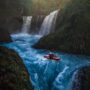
[0,46,33,90]
[30,15,45,34]
[72,66,90,90]
[0,0,24,34]
[0,0,23,17]
[5,17,23,34]
[0,28,12,43]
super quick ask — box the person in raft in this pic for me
[48,53,55,59]
[44,52,60,61]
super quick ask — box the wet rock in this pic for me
[0,46,33,90]
[6,17,23,34]
[30,15,45,34]
[0,28,12,43]
[72,66,90,90]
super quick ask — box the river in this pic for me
[3,33,90,90]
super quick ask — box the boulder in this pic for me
[0,28,12,43]
[0,46,33,90]
[72,66,90,90]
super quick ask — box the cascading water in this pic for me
[2,34,90,90]
[1,10,90,90]
[22,16,32,33]
[39,10,59,36]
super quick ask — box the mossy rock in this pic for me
[72,66,90,90]
[0,46,33,90]
[0,28,12,43]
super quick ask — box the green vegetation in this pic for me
[31,0,60,15]
[30,0,70,15]
[33,0,90,55]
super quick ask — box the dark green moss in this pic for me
[0,46,33,90]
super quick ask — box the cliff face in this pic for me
[0,0,23,17]
[0,0,24,41]
[30,15,45,34]
[0,0,23,31]
[33,0,90,55]
[0,46,33,90]
[5,17,23,34]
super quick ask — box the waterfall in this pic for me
[22,16,32,33]
[39,10,59,36]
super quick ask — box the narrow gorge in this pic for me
[0,0,90,90]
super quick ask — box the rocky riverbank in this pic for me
[0,46,33,90]
[72,66,90,90]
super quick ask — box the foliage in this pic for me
[30,0,70,15]
[0,0,71,15]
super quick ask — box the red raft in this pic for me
[44,54,60,61]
